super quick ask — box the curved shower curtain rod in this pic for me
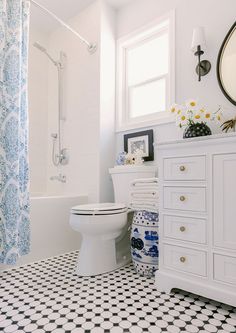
[29,0,97,54]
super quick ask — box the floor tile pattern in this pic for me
[0,251,236,333]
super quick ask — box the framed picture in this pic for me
[124,129,154,161]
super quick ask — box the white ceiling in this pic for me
[30,0,134,33]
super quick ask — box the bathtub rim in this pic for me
[30,193,88,200]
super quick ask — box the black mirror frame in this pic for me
[217,21,236,106]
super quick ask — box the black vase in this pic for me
[183,122,212,139]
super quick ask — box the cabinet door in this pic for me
[213,154,236,250]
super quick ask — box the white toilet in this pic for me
[70,165,156,276]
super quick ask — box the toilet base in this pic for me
[75,244,131,277]
[70,210,131,276]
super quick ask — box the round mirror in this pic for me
[217,22,236,105]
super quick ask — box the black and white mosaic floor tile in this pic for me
[0,251,236,333]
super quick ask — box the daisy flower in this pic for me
[205,112,211,120]
[176,105,185,116]
[194,114,201,120]
[186,99,198,110]
[176,110,188,128]
[169,104,178,114]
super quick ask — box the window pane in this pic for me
[129,78,166,118]
[127,32,169,86]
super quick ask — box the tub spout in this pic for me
[50,174,66,183]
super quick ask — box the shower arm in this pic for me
[29,0,97,54]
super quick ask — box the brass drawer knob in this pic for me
[180,256,186,263]
[180,226,186,232]
[179,165,186,172]
[180,196,186,202]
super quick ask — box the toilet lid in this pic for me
[71,203,127,216]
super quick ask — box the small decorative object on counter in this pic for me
[169,100,222,139]
[116,152,127,165]
[221,117,236,133]
[125,153,135,165]
[133,149,144,165]
[183,121,212,138]
[131,211,159,277]
[116,150,144,166]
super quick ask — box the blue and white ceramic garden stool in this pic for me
[131,210,159,277]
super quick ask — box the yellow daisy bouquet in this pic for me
[169,100,222,138]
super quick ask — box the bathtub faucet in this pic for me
[50,174,66,183]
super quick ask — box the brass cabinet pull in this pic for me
[180,256,186,263]
[179,165,186,171]
[180,196,186,202]
[180,226,186,232]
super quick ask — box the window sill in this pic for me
[116,115,175,133]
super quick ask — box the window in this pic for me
[116,12,175,131]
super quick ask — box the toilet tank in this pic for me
[109,165,157,206]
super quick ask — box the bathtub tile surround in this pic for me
[0,251,236,333]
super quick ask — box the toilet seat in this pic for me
[71,203,127,216]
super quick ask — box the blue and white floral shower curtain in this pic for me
[0,0,30,264]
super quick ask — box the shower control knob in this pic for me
[180,226,186,232]
[60,148,69,165]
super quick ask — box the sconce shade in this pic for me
[191,27,207,52]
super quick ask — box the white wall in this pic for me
[28,27,49,193]
[99,1,116,202]
[116,0,236,161]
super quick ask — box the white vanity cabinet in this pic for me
[155,133,236,307]
[213,153,236,251]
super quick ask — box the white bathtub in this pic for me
[1,194,88,270]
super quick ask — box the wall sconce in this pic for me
[191,27,211,81]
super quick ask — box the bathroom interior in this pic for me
[1,0,236,332]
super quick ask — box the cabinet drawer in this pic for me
[163,244,207,277]
[163,186,206,212]
[214,254,236,286]
[163,156,206,181]
[163,215,206,244]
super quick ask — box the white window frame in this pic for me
[116,11,175,132]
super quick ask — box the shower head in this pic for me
[33,41,58,67]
